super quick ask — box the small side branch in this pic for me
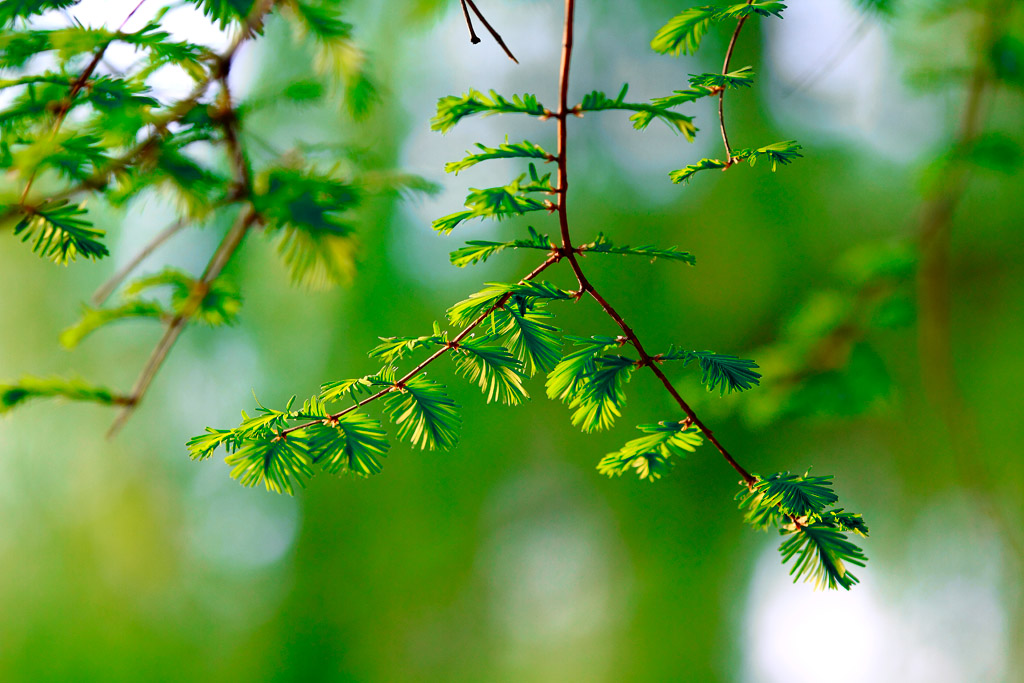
[91,218,190,305]
[463,0,519,64]
[280,252,560,437]
[107,208,259,437]
[719,0,754,164]
[554,0,756,487]
[459,0,481,44]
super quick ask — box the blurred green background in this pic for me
[1,0,1022,680]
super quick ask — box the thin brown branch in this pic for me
[554,0,756,487]
[459,0,481,44]
[914,0,1024,565]
[6,0,274,221]
[105,3,271,436]
[279,253,561,437]
[17,3,140,204]
[719,0,754,164]
[91,217,190,306]
[107,207,259,437]
[464,0,519,64]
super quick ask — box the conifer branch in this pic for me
[107,206,259,436]
[91,217,191,306]
[719,0,755,165]
[549,2,844,569]
[4,0,275,224]
[16,0,147,204]
[554,0,756,487]
[108,58,261,436]
[279,252,561,437]
[463,0,519,64]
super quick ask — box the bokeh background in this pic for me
[1,0,1022,680]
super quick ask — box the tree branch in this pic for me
[6,0,276,221]
[106,22,267,436]
[719,0,754,165]
[16,0,149,204]
[107,207,259,437]
[91,217,190,306]
[279,252,561,437]
[554,0,757,487]
[464,0,519,64]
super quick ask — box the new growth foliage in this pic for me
[1,0,871,591]
[182,0,868,590]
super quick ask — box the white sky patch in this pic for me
[742,494,1012,682]
[764,0,942,161]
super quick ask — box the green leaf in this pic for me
[445,139,552,175]
[453,337,528,406]
[0,0,79,27]
[449,226,551,267]
[13,200,107,264]
[545,336,621,403]
[254,166,362,289]
[186,428,237,461]
[779,524,867,591]
[124,268,241,326]
[432,90,547,133]
[651,6,717,56]
[319,377,375,404]
[650,85,718,109]
[733,140,803,170]
[384,375,461,451]
[59,301,168,349]
[369,325,444,365]
[716,2,787,21]
[447,281,572,328]
[432,164,553,234]
[305,412,391,477]
[662,349,761,395]
[821,509,870,536]
[0,375,122,414]
[224,434,314,496]
[745,471,839,520]
[669,158,729,184]
[735,472,868,589]
[569,354,635,432]
[651,3,786,57]
[598,420,703,481]
[689,66,755,90]
[185,0,257,29]
[580,233,696,265]
[494,306,562,376]
[579,85,697,140]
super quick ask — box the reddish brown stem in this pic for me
[719,0,754,164]
[554,0,756,487]
[279,253,561,437]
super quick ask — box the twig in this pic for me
[91,217,191,305]
[17,1,149,204]
[107,207,259,437]
[5,0,275,223]
[554,0,757,487]
[459,0,481,44]
[279,253,561,437]
[464,0,519,64]
[719,0,754,165]
[105,6,270,436]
